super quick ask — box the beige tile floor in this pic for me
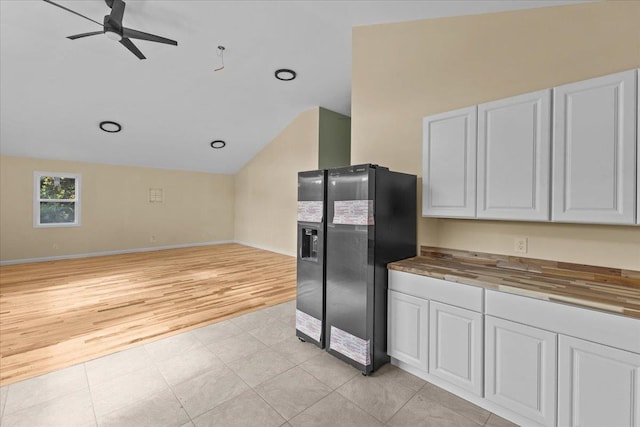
[0,300,519,427]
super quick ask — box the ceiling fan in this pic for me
[42,0,177,60]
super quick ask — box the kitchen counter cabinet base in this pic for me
[387,290,428,372]
[429,301,483,396]
[388,253,640,427]
[485,315,557,427]
[558,335,640,427]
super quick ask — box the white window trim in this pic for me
[33,171,82,228]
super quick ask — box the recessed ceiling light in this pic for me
[210,140,226,149]
[99,121,122,133]
[275,69,296,81]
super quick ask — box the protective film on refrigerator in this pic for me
[297,201,324,223]
[296,309,322,342]
[329,325,371,366]
[332,200,374,225]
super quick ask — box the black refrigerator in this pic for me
[295,169,328,348]
[324,164,416,374]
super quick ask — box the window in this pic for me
[34,172,81,227]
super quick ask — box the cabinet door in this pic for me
[477,89,551,220]
[558,335,640,427]
[422,106,477,218]
[429,301,483,396]
[485,316,557,427]
[552,69,637,224]
[387,290,428,371]
[637,69,639,225]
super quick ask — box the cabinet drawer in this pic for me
[389,270,483,312]
[486,289,640,354]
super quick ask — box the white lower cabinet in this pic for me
[485,316,557,427]
[389,270,640,427]
[429,301,483,396]
[558,335,640,427]
[387,290,428,371]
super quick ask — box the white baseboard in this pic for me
[233,240,295,258]
[0,240,235,266]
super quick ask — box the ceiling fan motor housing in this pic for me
[103,14,122,39]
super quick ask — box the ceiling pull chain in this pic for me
[214,45,225,71]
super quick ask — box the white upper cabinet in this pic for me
[422,106,477,218]
[552,69,637,224]
[477,89,551,220]
[421,68,638,225]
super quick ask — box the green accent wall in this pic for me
[318,107,351,169]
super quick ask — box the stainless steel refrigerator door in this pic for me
[325,166,374,368]
[296,170,327,346]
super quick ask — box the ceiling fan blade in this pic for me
[67,31,104,40]
[122,27,177,46]
[119,37,146,60]
[108,0,125,28]
[41,0,102,26]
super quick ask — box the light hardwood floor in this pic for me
[0,243,296,386]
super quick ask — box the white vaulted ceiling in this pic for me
[0,0,583,174]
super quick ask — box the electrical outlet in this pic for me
[514,237,528,254]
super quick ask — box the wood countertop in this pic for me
[388,247,640,320]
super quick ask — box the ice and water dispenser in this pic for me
[300,227,319,261]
